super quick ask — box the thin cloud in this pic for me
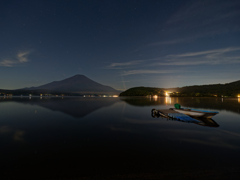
[149,0,240,46]
[168,47,240,58]
[107,60,144,69]
[154,47,240,66]
[17,51,30,62]
[122,70,178,76]
[0,60,16,67]
[157,61,209,66]
[167,0,240,26]
[108,47,240,76]
[149,37,195,46]
[0,51,31,67]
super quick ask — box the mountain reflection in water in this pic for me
[0,97,240,179]
[1,96,239,119]
[0,97,118,118]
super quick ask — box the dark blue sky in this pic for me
[1,0,240,90]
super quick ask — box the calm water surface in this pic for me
[0,97,240,179]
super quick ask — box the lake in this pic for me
[0,97,240,179]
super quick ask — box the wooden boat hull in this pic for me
[173,109,218,118]
[174,109,204,117]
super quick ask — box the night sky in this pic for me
[1,0,240,90]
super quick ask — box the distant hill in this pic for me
[0,75,121,95]
[120,80,240,97]
[119,87,165,96]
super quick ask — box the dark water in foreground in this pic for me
[1,97,240,179]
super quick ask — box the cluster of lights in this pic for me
[165,92,169,97]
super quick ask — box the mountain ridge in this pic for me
[21,74,120,94]
[119,80,240,97]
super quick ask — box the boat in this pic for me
[151,109,219,127]
[171,104,218,119]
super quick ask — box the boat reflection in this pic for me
[195,117,219,127]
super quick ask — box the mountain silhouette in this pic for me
[23,75,120,94]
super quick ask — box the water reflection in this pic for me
[165,97,171,104]
[0,97,118,118]
[121,97,240,114]
[0,97,240,179]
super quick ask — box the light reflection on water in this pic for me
[165,97,172,104]
[0,97,240,179]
